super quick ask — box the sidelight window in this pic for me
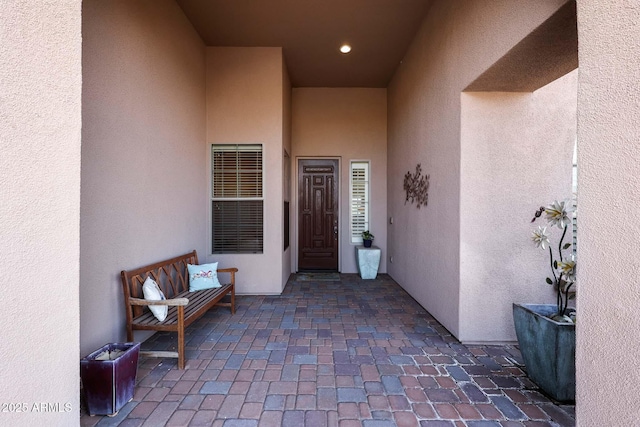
[350,161,370,244]
[211,144,263,253]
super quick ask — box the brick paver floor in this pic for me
[80,274,575,427]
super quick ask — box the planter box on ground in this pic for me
[513,303,575,403]
[81,342,141,416]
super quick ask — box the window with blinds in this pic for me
[350,161,370,244]
[211,144,263,253]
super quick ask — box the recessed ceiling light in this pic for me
[339,44,352,54]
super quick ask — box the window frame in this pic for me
[211,144,264,254]
[349,160,371,245]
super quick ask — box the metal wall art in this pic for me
[404,163,430,208]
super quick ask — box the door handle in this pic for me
[333,221,338,240]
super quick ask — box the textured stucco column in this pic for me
[206,47,287,294]
[81,0,207,355]
[576,1,640,425]
[460,71,577,343]
[0,1,81,426]
[387,0,567,340]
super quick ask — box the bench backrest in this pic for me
[121,250,198,319]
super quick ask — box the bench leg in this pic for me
[177,306,185,369]
[126,324,134,342]
[231,285,235,314]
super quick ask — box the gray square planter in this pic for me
[512,303,575,402]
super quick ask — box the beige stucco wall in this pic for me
[387,0,567,338]
[0,1,81,425]
[282,60,293,287]
[81,0,207,353]
[460,71,577,343]
[576,1,640,425]
[291,88,388,273]
[206,47,287,294]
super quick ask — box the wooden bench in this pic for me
[120,250,236,369]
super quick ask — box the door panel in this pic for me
[298,159,339,270]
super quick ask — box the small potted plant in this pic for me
[362,230,375,247]
[513,200,576,402]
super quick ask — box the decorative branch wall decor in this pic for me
[404,163,430,208]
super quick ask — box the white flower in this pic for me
[557,256,576,282]
[531,226,550,249]
[545,200,572,229]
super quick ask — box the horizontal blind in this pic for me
[211,144,263,253]
[212,200,263,253]
[212,145,262,198]
[350,161,369,243]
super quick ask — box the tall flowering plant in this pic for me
[530,200,576,322]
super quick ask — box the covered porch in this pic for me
[80,274,574,426]
[4,0,640,426]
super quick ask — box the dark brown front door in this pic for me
[298,159,339,271]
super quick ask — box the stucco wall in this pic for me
[81,0,207,353]
[576,1,640,425]
[387,0,567,338]
[0,1,81,425]
[291,88,388,273]
[282,60,293,287]
[460,71,577,343]
[206,47,286,294]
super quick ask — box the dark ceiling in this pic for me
[177,0,432,87]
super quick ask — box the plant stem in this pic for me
[548,246,558,283]
[555,225,569,315]
[548,246,561,315]
[558,225,568,263]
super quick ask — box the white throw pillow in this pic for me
[142,276,168,322]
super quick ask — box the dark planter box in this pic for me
[512,303,575,402]
[81,342,140,416]
[363,239,373,248]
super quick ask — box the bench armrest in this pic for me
[217,268,238,273]
[129,297,189,307]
